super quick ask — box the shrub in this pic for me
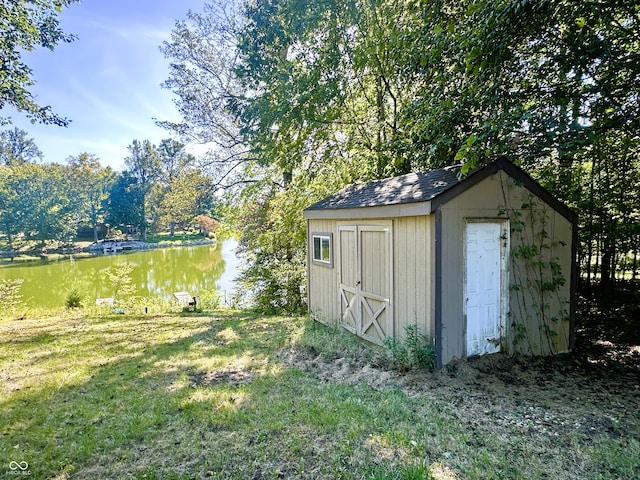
[65,289,83,308]
[384,324,436,371]
[198,288,221,311]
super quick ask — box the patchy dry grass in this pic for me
[1,313,638,479]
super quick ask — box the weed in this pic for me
[299,317,378,363]
[384,324,436,371]
[198,288,221,311]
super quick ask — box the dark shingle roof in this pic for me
[305,165,462,211]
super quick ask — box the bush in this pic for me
[65,289,83,308]
[384,324,436,371]
[198,288,221,311]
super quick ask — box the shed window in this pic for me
[312,233,332,267]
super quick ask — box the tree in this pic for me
[105,172,145,237]
[0,165,21,246]
[124,139,159,241]
[155,168,213,236]
[195,214,219,236]
[395,0,640,286]
[153,139,197,236]
[0,162,75,244]
[0,0,79,126]
[160,0,253,189]
[0,127,43,165]
[66,153,115,242]
[164,0,640,309]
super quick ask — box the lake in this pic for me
[0,240,240,308]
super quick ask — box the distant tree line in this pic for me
[0,128,217,247]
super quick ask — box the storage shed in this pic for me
[303,158,577,367]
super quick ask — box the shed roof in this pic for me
[305,165,461,211]
[303,157,577,224]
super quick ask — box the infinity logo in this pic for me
[9,461,28,471]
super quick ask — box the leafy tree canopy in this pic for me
[0,127,42,165]
[0,0,79,126]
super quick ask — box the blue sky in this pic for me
[6,0,209,170]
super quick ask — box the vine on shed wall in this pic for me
[498,177,570,355]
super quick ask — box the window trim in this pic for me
[311,232,333,268]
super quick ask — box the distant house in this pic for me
[303,158,577,367]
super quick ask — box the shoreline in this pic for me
[0,238,217,264]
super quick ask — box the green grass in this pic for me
[0,313,638,479]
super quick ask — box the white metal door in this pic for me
[465,222,504,357]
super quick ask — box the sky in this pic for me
[5,0,209,170]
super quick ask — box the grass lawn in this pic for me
[1,312,638,479]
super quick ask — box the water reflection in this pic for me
[0,241,239,308]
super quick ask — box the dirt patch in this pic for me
[278,346,640,444]
[189,368,256,388]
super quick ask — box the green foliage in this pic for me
[300,317,377,363]
[102,263,137,305]
[0,127,42,165]
[66,153,115,242]
[64,289,83,308]
[511,322,527,347]
[0,0,79,126]
[227,177,310,314]
[197,288,221,311]
[157,0,640,313]
[105,171,145,235]
[384,324,436,371]
[123,139,160,241]
[0,162,77,243]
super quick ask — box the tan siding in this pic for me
[337,226,358,332]
[308,219,339,324]
[360,229,386,297]
[502,183,573,356]
[439,171,573,363]
[393,216,432,340]
[553,211,573,352]
[339,227,358,287]
[310,215,434,343]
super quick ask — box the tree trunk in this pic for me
[91,205,98,242]
[600,235,616,290]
